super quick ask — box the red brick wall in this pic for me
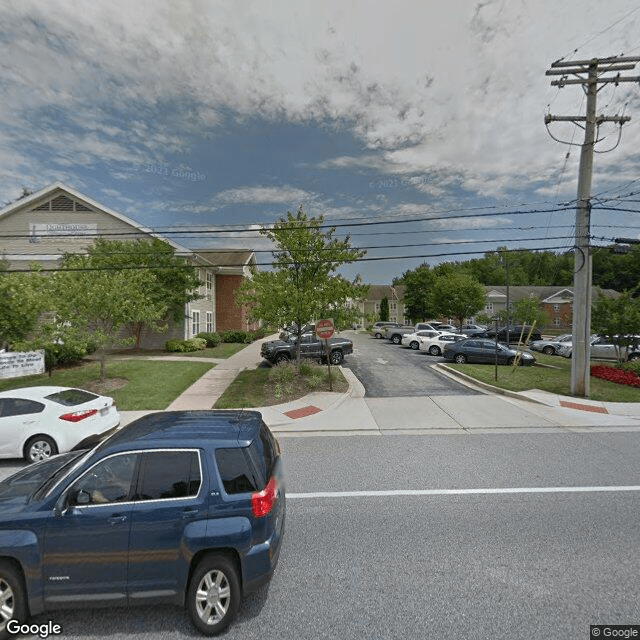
[215,275,259,331]
[543,302,572,329]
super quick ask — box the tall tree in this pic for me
[237,206,367,366]
[399,263,437,322]
[431,273,486,329]
[379,296,390,322]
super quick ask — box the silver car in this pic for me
[529,334,572,355]
[558,335,640,361]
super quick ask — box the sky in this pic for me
[1,0,640,283]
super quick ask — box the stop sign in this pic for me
[316,318,335,339]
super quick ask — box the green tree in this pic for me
[0,264,48,349]
[379,296,390,321]
[399,264,437,322]
[237,206,367,366]
[511,296,549,329]
[52,239,201,378]
[431,273,486,330]
[592,290,640,361]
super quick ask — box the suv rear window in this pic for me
[215,448,262,494]
[46,389,99,406]
[216,427,278,495]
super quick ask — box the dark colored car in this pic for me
[261,333,353,365]
[442,337,536,365]
[482,325,542,343]
[0,410,285,637]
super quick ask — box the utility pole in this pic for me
[545,56,640,397]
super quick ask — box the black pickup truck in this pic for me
[260,333,353,365]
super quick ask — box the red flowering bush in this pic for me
[590,365,640,388]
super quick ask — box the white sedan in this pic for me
[420,332,466,356]
[401,330,442,350]
[0,386,120,463]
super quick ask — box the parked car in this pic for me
[0,386,120,463]
[442,338,536,365]
[459,324,487,336]
[0,409,285,637]
[400,329,442,350]
[430,323,458,333]
[419,332,466,356]
[385,323,438,345]
[371,322,401,339]
[482,325,542,343]
[558,335,640,361]
[529,334,572,355]
[261,333,353,365]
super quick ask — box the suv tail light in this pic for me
[59,409,98,422]
[252,477,278,518]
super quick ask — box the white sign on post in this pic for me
[0,350,46,379]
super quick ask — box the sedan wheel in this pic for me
[391,335,402,345]
[428,345,441,356]
[542,346,555,355]
[24,435,57,463]
[187,554,240,635]
[454,354,467,364]
[410,341,419,350]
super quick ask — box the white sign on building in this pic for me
[0,350,46,379]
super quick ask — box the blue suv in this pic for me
[0,410,285,637]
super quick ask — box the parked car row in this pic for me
[372,322,545,345]
[378,325,536,366]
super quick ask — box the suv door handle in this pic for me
[182,509,199,519]
[108,514,127,525]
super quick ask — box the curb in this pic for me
[431,363,551,405]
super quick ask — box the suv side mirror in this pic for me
[71,490,91,506]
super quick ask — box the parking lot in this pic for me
[342,330,481,397]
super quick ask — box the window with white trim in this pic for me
[192,311,200,336]
[206,311,213,333]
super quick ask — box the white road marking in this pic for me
[288,486,640,499]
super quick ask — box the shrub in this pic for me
[196,332,221,347]
[619,360,640,375]
[165,339,202,353]
[220,330,253,344]
[269,361,296,384]
[187,337,207,350]
[43,342,88,371]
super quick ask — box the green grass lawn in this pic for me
[446,352,640,402]
[0,359,214,410]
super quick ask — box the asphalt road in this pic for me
[12,430,639,640]
[342,330,481,397]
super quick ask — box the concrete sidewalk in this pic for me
[118,334,640,436]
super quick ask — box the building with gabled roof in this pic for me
[0,183,258,348]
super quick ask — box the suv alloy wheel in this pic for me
[187,553,241,635]
[0,562,27,640]
[429,345,441,356]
